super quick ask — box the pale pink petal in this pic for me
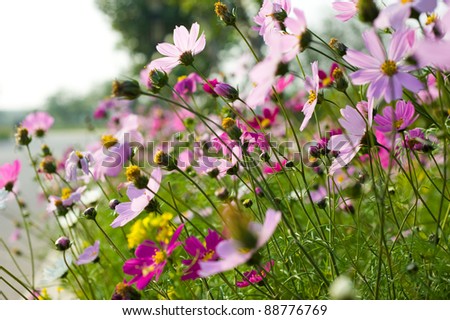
[156,42,181,57]
[349,69,381,85]
[192,33,206,55]
[173,25,190,52]
[255,209,281,248]
[188,22,200,49]
[362,29,386,62]
[345,49,380,69]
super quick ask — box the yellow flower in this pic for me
[127,213,175,248]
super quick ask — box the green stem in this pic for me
[63,251,90,299]
[93,219,127,262]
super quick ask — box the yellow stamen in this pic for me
[394,118,404,129]
[152,250,166,264]
[202,250,215,261]
[214,1,228,19]
[322,77,332,87]
[177,75,187,82]
[381,60,398,76]
[400,0,413,4]
[307,90,317,104]
[222,117,236,130]
[126,165,141,182]
[75,151,84,159]
[260,118,271,129]
[101,134,118,148]
[61,188,72,200]
[425,13,438,26]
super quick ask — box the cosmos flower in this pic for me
[65,150,94,181]
[148,23,206,73]
[173,73,202,100]
[345,29,423,102]
[111,168,162,228]
[375,0,437,30]
[374,100,418,133]
[123,224,184,290]
[248,107,279,130]
[198,209,282,277]
[0,160,21,192]
[332,0,358,22]
[236,260,274,288]
[47,186,87,215]
[76,240,100,265]
[254,0,292,40]
[21,111,54,137]
[182,230,223,281]
[300,61,320,131]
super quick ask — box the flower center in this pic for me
[61,188,72,200]
[142,265,155,277]
[307,90,317,104]
[152,250,166,264]
[260,118,271,129]
[322,77,332,87]
[125,165,141,182]
[381,60,398,76]
[400,0,413,4]
[426,13,438,25]
[179,51,194,66]
[101,135,118,148]
[202,250,215,261]
[394,118,404,129]
[75,151,84,159]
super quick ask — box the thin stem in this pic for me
[63,251,90,299]
[93,219,127,262]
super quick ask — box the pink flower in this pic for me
[65,151,94,181]
[417,74,439,104]
[282,8,308,61]
[300,61,320,131]
[21,111,54,137]
[0,160,21,192]
[76,240,100,265]
[375,100,418,133]
[110,168,162,228]
[182,230,223,281]
[248,107,279,130]
[332,1,358,22]
[375,0,437,30]
[328,105,368,175]
[173,73,202,100]
[263,159,287,174]
[123,224,184,289]
[254,0,292,40]
[198,209,282,277]
[345,29,423,103]
[236,260,274,288]
[319,63,339,88]
[47,186,87,215]
[147,23,206,73]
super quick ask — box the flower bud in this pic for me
[83,207,97,220]
[214,83,239,102]
[329,38,347,56]
[15,127,32,146]
[214,1,236,26]
[55,236,71,251]
[222,117,242,140]
[109,199,120,210]
[242,198,253,208]
[299,30,312,52]
[154,150,178,171]
[332,68,348,92]
[215,187,229,201]
[40,156,57,174]
[148,69,168,93]
[112,79,141,100]
[41,144,52,157]
[206,167,220,178]
[125,165,149,189]
[111,281,141,300]
[357,0,379,24]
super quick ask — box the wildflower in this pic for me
[21,111,54,137]
[214,1,236,26]
[248,107,279,130]
[345,29,423,103]
[123,224,184,289]
[236,260,274,288]
[182,230,223,281]
[55,236,71,251]
[404,128,435,152]
[375,0,437,30]
[0,159,21,192]
[283,8,311,60]
[328,105,369,175]
[76,240,100,265]
[319,63,340,88]
[40,155,57,174]
[214,83,239,102]
[112,79,141,100]
[254,0,291,40]
[417,74,439,104]
[15,127,32,146]
[127,212,174,249]
[198,208,282,277]
[300,61,320,131]
[65,150,94,181]
[111,280,141,300]
[92,136,131,181]
[263,159,287,175]
[374,100,418,133]
[82,207,97,220]
[110,168,162,228]
[47,186,86,216]
[173,73,201,100]
[332,1,358,22]
[148,23,206,73]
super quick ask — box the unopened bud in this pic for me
[15,127,32,146]
[154,150,178,171]
[109,199,120,210]
[83,207,97,220]
[112,79,141,100]
[40,156,57,174]
[215,187,229,201]
[357,0,379,24]
[214,83,239,102]
[214,1,236,26]
[242,198,253,208]
[329,38,347,56]
[55,236,71,251]
[148,69,168,93]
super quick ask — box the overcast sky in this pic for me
[0,0,330,111]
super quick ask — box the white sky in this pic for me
[0,0,330,111]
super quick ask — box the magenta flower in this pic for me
[374,100,418,133]
[248,107,279,130]
[111,168,162,228]
[332,1,358,22]
[76,240,100,265]
[236,260,274,288]
[21,111,54,137]
[123,224,184,290]
[263,159,287,175]
[328,105,368,175]
[319,63,339,88]
[345,29,423,103]
[0,160,21,192]
[181,230,223,281]
[254,0,292,40]
[173,73,201,99]
[198,209,282,277]
[300,61,320,131]
[202,78,219,96]
[65,150,94,181]
[148,23,206,73]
